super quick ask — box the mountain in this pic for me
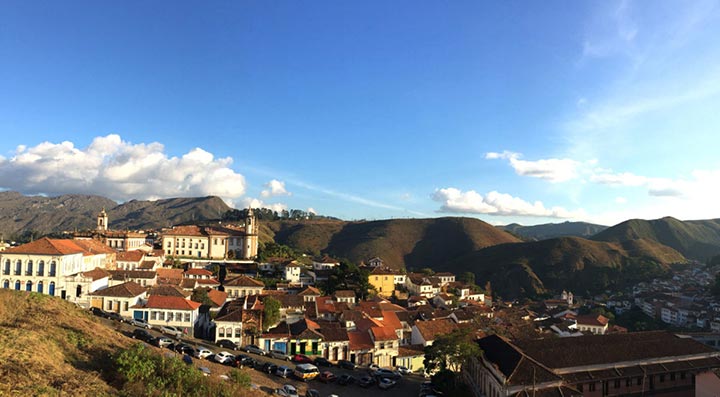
[0,191,231,237]
[592,216,720,260]
[265,217,522,270]
[500,221,608,240]
[440,236,687,299]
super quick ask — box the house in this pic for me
[368,266,399,297]
[115,250,146,270]
[214,300,246,345]
[395,345,425,373]
[434,272,455,286]
[464,331,720,397]
[137,295,201,336]
[90,281,147,319]
[0,238,113,302]
[161,209,258,260]
[318,325,350,361]
[223,275,264,299]
[366,257,384,268]
[312,255,340,271]
[298,286,321,302]
[184,268,213,280]
[369,325,400,367]
[108,270,157,287]
[284,262,302,284]
[411,318,458,346]
[405,273,434,298]
[333,290,356,305]
[432,293,453,309]
[156,268,184,286]
[575,314,609,335]
[348,330,375,365]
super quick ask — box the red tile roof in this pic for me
[224,275,264,287]
[575,314,609,327]
[348,330,374,351]
[414,318,458,342]
[117,250,145,262]
[73,239,117,255]
[207,289,228,308]
[145,295,201,311]
[4,238,85,255]
[185,268,213,276]
[370,326,398,342]
[91,281,146,298]
[81,267,111,281]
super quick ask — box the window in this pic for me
[37,281,43,293]
[659,374,665,383]
[626,379,631,387]
[37,261,44,276]
[184,313,191,322]
[219,328,225,337]
[588,383,596,392]
[107,301,113,310]
[235,328,241,337]
[614,380,620,388]
[26,260,33,275]
[167,312,174,321]
[2,259,9,275]
[637,377,642,385]
[670,373,676,381]
[124,302,129,311]
[159,312,165,321]
[15,260,21,275]
[25,281,32,291]
[151,311,157,320]
[49,261,57,276]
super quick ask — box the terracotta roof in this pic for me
[156,268,184,280]
[3,238,85,255]
[138,260,157,270]
[397,345,425,357]
[348,330,374,351]
[109,270,157,280]
[314,254,340,264]
[434,272,455,277]
[380,311,403,330]
[73,239,117,255]
[144,295,201,311]
[319,326,349,342]
[117,250,145,262]
[515,331,718,370]
[478,335,562,386]
[92,281,146,298]
[334,290,355,298]
[414,319,458,342]
[162,225,206,237]
[298,286,322,296]
[185,268,213,277]
[207,289,228,307]
[370,326,398,342]
[196,278,220,285]
[224,275,265,288]
[575,314,609,327]
[370,266,398,275]
[81,267,111,281]
[180,279,197,289]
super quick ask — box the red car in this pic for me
[291,354,313,364]
[318,371,337,383]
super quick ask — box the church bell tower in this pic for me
[97,208,108,231]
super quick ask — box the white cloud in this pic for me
[260,179,291,198]
[614,196,627,204]
[0,134,247,205]
[590,171,647,187]
[241,197,287,213]
[486,151,580,183]
[432,187,584,219]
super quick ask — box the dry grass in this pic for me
[0,290,131,396]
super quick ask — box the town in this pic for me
[1,209,720,397]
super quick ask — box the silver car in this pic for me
[160,325,183,338]
[129,318,152,329]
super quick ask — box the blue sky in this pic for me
[2,1,720,226]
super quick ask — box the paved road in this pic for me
[100,315,426,397]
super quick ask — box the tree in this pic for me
[262,297,281,330]
[191,288,215,307]
[424,328,481,374]
[458,272,475,286]
[420,268,435,276]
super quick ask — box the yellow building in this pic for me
[368,266,400,297]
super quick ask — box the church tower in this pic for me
[97,208,108,231]
[242,207,258,259]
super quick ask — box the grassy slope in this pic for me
[593,217,720,260]
[266,217,521,269]
[440,236,686,298]
[500,221,608,240]
[0,290,132,396]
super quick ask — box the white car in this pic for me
[129,318,152,329]
[214,351,235,365]
[195,347,214,359]
[198,367,211,377]
[396,365,411,375]
[160,325,183,338]
[378,378,396,390]
[276,384,298,397]
[156,337,173,348]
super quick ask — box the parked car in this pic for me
[318,371,336,383]
[89,307,107,318]
[244,344,267,356]
[105,312,124,322]
[195,347,213,359]
[291,354,313,364]
[234,354,255,367]
[378,378,396,390]
[396,365,411,375]
[337,374,356,385]
[373,368,402,380]
[313,357,332,367]
[155,337,173,348]
[367,363,380,372]
[214,351,235,365]
[160,325,183,338]
[270,349,291,361]
[305,389,321,397]
[293,363,319,381]
[358,376,375,387]
[131,329,153,342]
[198,366,211,377]
[216,339,238,350]
[129,318,152,329]
[276,384,299,397]
[175,344,195,356]
[262,362,278,374]
[275,366,293,378]
[337,359,356,370]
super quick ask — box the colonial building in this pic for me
[135,295,201,335]
[465,331,720,397]
[1,238,114,302]
[90,281,147,319]
[223,275,264,299]
[73,209,150,252]
[161,209,258,260]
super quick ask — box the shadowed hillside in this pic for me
[267,217,521,269]
[500,221,608,240]
[440,236,686,299]
[592,217,720,260]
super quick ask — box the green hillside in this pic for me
[500,221,608,240]
[440,236,686,298]
[266,217,521,269]
[592,216,720,260]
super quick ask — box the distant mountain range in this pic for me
[4,191,718,298]
[499,221,608,240]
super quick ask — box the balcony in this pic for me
[26,271,33,276]
[37,271,44,276]
[49,272,56,277]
